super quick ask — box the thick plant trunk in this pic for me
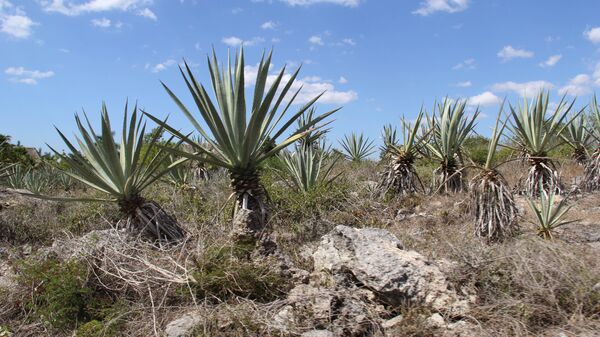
[471,171,519,242]
[524,156,561,197]
[229,169,273,249]
[583,148,600,191]
[119,197,185,243]
[376,156,422,198]
[434,159,463,194]
[573,147,588,166]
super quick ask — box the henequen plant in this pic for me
[561,112,590,165]
[584,95,600,191]
[427,98,479,193]
[279,145,340,193]
[507,91,576,197]
[34,103,185,242]
[339,132,375,162]
[376,110,427,197]
[469,105,519,242]
[379,124,399,158]
[146,48,337,244]
[527,182,576,240]
[297,107,330,151]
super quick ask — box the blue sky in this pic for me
[2,0,600,151]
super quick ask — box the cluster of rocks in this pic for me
[167,225,477,337]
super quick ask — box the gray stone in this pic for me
[426,313,445,329]
[301,330,334,337]
[381,315,403,329]
[312,225,469,315]
[164,312,202,337]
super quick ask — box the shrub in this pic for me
[191,242,290,302]
[16,258,120,331]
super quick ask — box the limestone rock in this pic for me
[164,311,202,337]
[312,225,469,315]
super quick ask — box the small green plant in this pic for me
[527,184,576,240]
[278,145,340,193]
[561,112,590,165]
[191,243,289,302]
[376,110,427,197]
[17,258,92,329]
[339,132,375,162]
[426,98,479,193]
[379,123,399,158]
[164,153,193,189]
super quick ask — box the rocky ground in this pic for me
[1,162,599,336]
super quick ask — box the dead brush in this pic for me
[449,239,600,335]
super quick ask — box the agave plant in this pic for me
[297,107,330,151]
[34,103,185,242]
[145,49,338,243]
[279,145,340,193]
[427,98,479,193]
[379,124,399,158]
[339,132,375,162]
[469,105,519,242]
[527,183,576,240]
[164,154,193,189]
[561,111,590,165]
[507,91,575,197]
[5,164,28,189]
[376,110,427,197]
[583,95,600,191]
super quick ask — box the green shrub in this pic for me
[191,243,289,302]
[16,257,120,331]
[463,135,490,165]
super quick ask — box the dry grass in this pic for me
[1,159,599,336]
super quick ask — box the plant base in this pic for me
[129,201,185,242]
[470,172,519,242]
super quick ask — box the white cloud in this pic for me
[150,59,176,73]
[452,58,475,70]
[491,80,554,97]
[413,0,469,16]
[342,38,356,46]
[584,27,600,44]
[508,48,534,59]
[558,74,593,96]
[137,8,156,20]
[91,17,111,27]
[244,64,358,104]
[231,7,243,14]
[221,36,265,47]
[41,0,152,15]
[468,91,500,106]
[5,66,55,84]
[455,80,472,87]
[539,54,562,68]
[338,76,348,84]
[261,20,276,29]
[280,0,360,7]
[308,35,324,46]
[497,45,534,62]
[0,2,37,39]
